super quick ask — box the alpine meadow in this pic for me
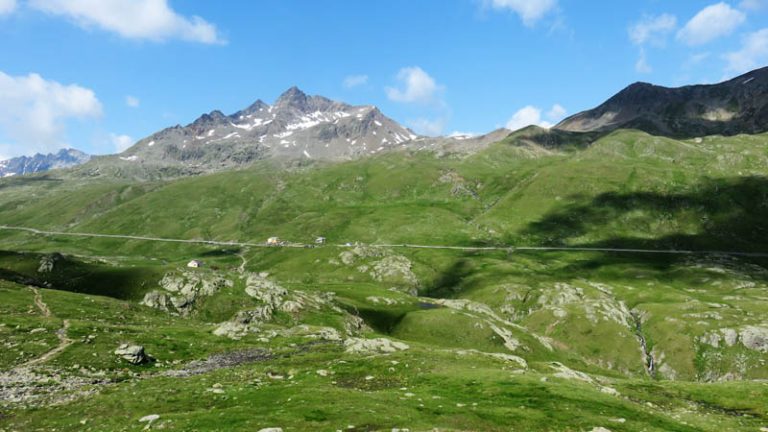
[1,1,768,431]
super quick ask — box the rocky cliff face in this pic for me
[0,149,90,177]
[555,66,768,138]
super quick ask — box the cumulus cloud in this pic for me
[628,13,677,45]
[485,0,558,26]
[740,0,767,10]
[724,28,768,74]
[111,133,133,152]
[0,71,102,156]
[408,118,445,136]
[547,104,567,121]
[635,48,653,73]
[677,2,745,45]
[29,0,224,44]
[386,66,443,105]
[0,0,16,15]
[343,74,368,89]
[125,95,140,108]
[505,103,566,131]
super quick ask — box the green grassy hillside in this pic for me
[2,129,768,431]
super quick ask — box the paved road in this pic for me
[2,224,768,257]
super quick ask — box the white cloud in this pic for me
[0,0,16,15]
[677,2,745,45]
[343,74,368,89]
[486,0,558,27]
[628,13,677,45]
[546,104,567,122]
[505,103,566,131]
[740,0,767,10]
[111,133,133,152]
[0,71,102,156]
[724,28,768,74]
[408,118,445,136]
[29,0,224,44]
[635,48,653,73]
[125,95,140,108]
[386,66,443,105]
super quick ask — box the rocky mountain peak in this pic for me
[275,86,310,110]
[119,87,421,168]
[555,66,768,137]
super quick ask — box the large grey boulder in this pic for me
[740,326,768,352]
[115,344,148,365]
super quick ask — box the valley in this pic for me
[2,120,768,430]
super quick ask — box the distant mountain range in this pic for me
[0,149,90,177]
[555,66,768,138]
[6,67,768,178]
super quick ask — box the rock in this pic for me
[344,337,409,355]
[139,414,160,430]
[148,271,233,315]
[257,428,283,432]
[369,255,418,286]
[549,362,593,383]
[279,300,303,314]
[37,254,58,273]
[141,291,171,311]
[721,328,738,346]
[213,321,251,340]
[740,326,768,352]
[115,344,148,365]
[482,352,528,369]
[139,414,160,423]
[245,274,287,308]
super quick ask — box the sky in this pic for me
[1,0,768,159]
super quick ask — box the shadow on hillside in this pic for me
[424,258,475,298]
[0,250,158,300]
[517,175,768,276]
[0,175,62,190]
[200,248,242,257]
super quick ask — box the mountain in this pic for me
[119,87,419,168]
[555,66,768,138]
[0,148,90,177]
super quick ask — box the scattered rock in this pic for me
[344,337,409,355]
[139,414,160,423]
[740,326,768,352]
[37,254,59,273]
[114,344,148,365]
[257,428,283,432]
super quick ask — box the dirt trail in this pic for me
[31,287,51,317]
[237,248,250,274]
[19,288,74,368]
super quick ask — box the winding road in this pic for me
[2,224,768,257]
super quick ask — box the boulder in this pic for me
[740,326,768,352]
[115,344,148,365]
[344,337,409,354]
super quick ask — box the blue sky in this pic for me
[0,0,767,159]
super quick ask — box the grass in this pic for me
[2,129,768,430]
